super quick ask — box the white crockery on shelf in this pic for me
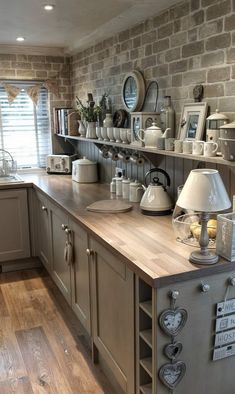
[107,127,115,142]
[183,140,193,154]
[174,139,183,153]
[192,140,204,155]
[165,138,175,151]
[120,128,128,144]
[113,127,121,143]
[126,128,132,144]
[96,126,102,140]
[204,141,218,157]
[101,127,109,141]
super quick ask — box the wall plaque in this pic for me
[217,298,235,316]
[213,343,235,361]
[214,328,235,347]
[215,313,235,333]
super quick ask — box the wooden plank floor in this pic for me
[0,268,116,394]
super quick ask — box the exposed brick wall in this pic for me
[71,0,235,125]
[0,53,72,152]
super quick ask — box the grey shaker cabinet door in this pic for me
[0,188,30,262]
[34,190,52,272]
[50,203,71,304]
[90,237,135,394]
[69,218,91,335]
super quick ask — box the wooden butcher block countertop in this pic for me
[3,171,234,288]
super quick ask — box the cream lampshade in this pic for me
[176,169,231,265]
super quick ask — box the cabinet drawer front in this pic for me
[0,188,30,262]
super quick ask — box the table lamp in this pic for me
[176,169,231,265]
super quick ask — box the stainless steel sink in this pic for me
[0,174,24,183]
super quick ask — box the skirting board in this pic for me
[1,257,42,272]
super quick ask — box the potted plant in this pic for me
[76,95,98,138]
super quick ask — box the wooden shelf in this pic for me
[139,300,152,318]
[56,133,235,167]
[140,383,152,394]
[140,357,152,377]
[139,329,152,348]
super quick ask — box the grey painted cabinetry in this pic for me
[32,191,135,392]
[34,190,52,272]
[34,192,91,334]
[69,218,91,334]
[90,237,135,394]
[0,188,30,262]
[50,203,71,304]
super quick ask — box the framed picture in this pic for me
[177,102,208,140]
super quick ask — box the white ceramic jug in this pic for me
[137,122,170,148]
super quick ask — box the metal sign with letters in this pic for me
[215,314,235,333]
[217,298,235,317]
[213,343,235,361]
[215,328,235,347]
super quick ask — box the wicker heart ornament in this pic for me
[164,342,183,360]
[159,308,187,336]
[159,361,186,390]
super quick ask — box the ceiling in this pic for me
[0,0,182,54]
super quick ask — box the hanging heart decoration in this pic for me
[159,361,186,390]
[159,308,187,337]
[164,342,183,360]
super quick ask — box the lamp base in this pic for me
[189,250,219,265]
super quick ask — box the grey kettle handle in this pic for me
[145,168,171,187]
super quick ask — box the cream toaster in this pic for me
[46,154,77,174]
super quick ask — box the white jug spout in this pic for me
[162,128,171,138]
[142,184,147,191]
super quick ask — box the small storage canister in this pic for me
[116,176,123,196]
[122,178,131,199]
[206,109,228,144]
[110,177,117,193]
[129,180,143,203]
[72,157,98,183]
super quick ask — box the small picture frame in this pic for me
[177,102,208,140]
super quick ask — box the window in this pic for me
[0,82,51,168]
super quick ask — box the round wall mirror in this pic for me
[121,70,145,112]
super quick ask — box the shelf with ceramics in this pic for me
[56,133,235,167]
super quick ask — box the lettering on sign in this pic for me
[214,329,235,347]
[217,298,235,317]
[215,314,235,333]
[213,343,235,361]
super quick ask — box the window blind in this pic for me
[0,82,51,168]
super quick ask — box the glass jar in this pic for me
[160,96,175,138]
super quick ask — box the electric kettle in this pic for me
[140,168,173,215]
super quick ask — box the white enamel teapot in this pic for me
[137,122,170,148]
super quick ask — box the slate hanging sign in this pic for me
[213,343,235,361]
[215,313,235,333]
[213,297,235,361]
[216,298,235,316]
